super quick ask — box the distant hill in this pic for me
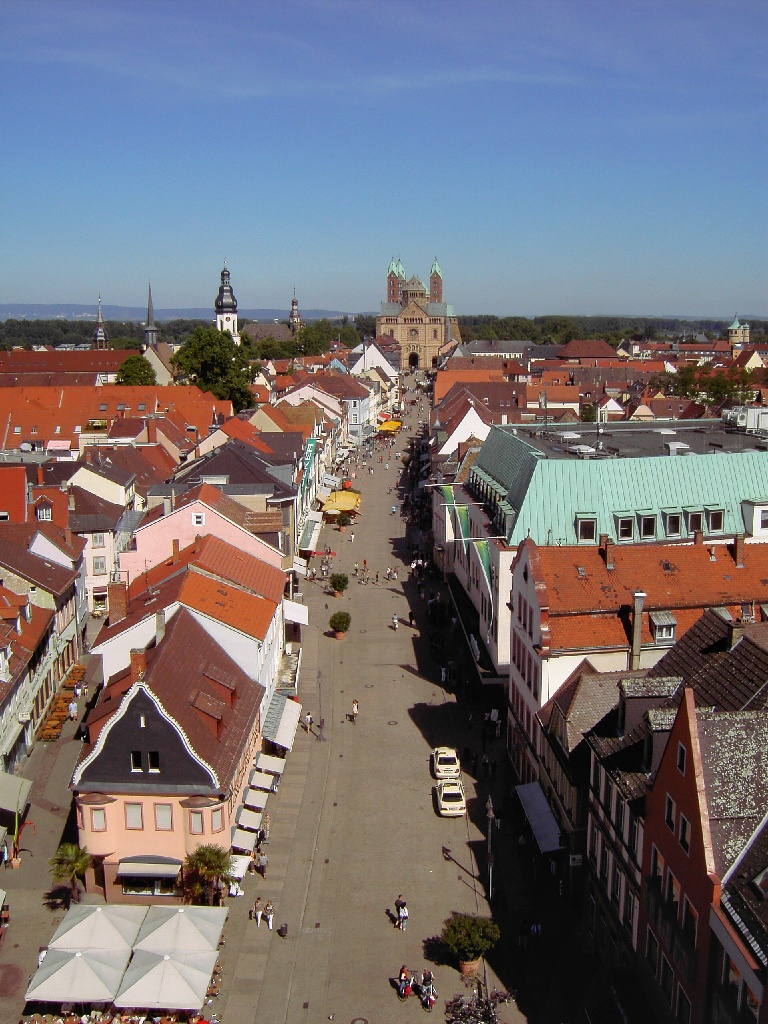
[0,304,357,323]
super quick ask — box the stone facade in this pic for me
[376,258,461,370]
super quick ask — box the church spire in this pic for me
[144,282,158,349]
[215,262,239,344]
[93,295,109,350]
[289,287,303,334]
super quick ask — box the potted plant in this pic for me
[337,511,352,533]
[329,611,351,638]
[329,572,349,598]
[440,912,500,976]
[49,843,93,902]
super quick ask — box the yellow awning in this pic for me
[377,419,402,433]
[322,490,361,513]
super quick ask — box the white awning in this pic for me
[298,515,322,553]
[291,555,308,576]
[116,858,182,879]
[255,753,286,775]
[248,768,275,791]
[0,771,32,814]
[516,783,562,854]
[231,827,257,853]
[242,788,268,811]
[316,486,332,502]
[235,806,263,832]
[283,599,309,625]
[261,693,302,751]
[229,855,252,881]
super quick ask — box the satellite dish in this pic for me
[19,442,32,452]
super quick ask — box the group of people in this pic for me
[249,896,275,929]
[397,965,435,1002]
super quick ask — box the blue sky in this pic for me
[1,0,765,317]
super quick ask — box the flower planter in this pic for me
[338,525,347,533]
[459,958,480,977]
[333,631,347,640]
[10,857,21,869]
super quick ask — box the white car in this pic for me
[436,780,467,817]
[432,746,461,779]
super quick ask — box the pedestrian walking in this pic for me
[265,900,274,930]
[250,896,263,925]
[394,894,404,927]
[68,699,78,721]
[351,699,359,724]
[350,532,355,543]
[257,851,268,878]
[74,682,82,698]
[82,683,89,700]
[375,572,379,584]
[353,562,359,576]
[409,610,415,626]
[305,711,313,734]
[398,901,409,931]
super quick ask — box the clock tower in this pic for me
[215,262,239,344]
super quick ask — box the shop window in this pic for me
[122,875,177,897]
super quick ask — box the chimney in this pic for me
[693,530,704,546]
[729,619,745,651]
[155,609,166,647]
[163,496,171,516]
[129,648,147,683]
[68,488,76,512]
[630,591,646,670]
[107,579,128,625]
[172,538,180,562]
[735,533,745,569]
[605,538,614,570]
[37,464,44,486]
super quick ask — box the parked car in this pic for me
[431,746,461,779]
[436,779,467,817]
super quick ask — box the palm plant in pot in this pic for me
[329,610,351,639]
[440,912,500,975]
[337,511,352,533]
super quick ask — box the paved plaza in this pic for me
[0,413,588,1024]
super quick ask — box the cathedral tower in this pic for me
[215,262,239,343]
[429,257,443,303]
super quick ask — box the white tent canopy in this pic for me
[133,905,227,954]
[248,768,275,791]
[49,905,148,952]
[114,949,218,1011]
[26,947,130,1003]
[242,787,268,811]
[255,752,286,775]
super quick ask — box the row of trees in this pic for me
[649,364,761,406]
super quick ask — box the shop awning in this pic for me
[235,806,263,832]
[255,752,286,775]
[316,487,332,502]
[261,692,302,750]
[242,788,268,811]
[291,556,308,577]
[116,857,182,879]
[248,769,275,791]
[516,782,562,854]
[283,599,309,625]
[231,827,257,853]
[0,771,32,815]
[298,512,323,552]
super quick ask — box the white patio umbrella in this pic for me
[49,904,148,952]
[113,949,218,1011]
[25,947,130,1003]
[133,905,227,953]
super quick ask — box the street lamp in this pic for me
[486,794,494,901]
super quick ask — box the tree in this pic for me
[440,912,500,964]
[184,844,234,904]
[171,326,256,411]
[329,610,351,634]
[49,843,93,901]
[329,572,349,595]
[116,353,157,386]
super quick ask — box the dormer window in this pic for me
[638,513,657,540]
[662,510,682,537]
[36,506,52,521]
[685,509,704,533]
[706,508,724,533]
[617,517,634,541]
[576,515,597,543]
[650,611,677,644]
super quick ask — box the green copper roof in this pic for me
[387,258,398,276]
[396,259,406,279]
[472,425,768,547]
[730,315,742,330]
[430,257,442,279]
